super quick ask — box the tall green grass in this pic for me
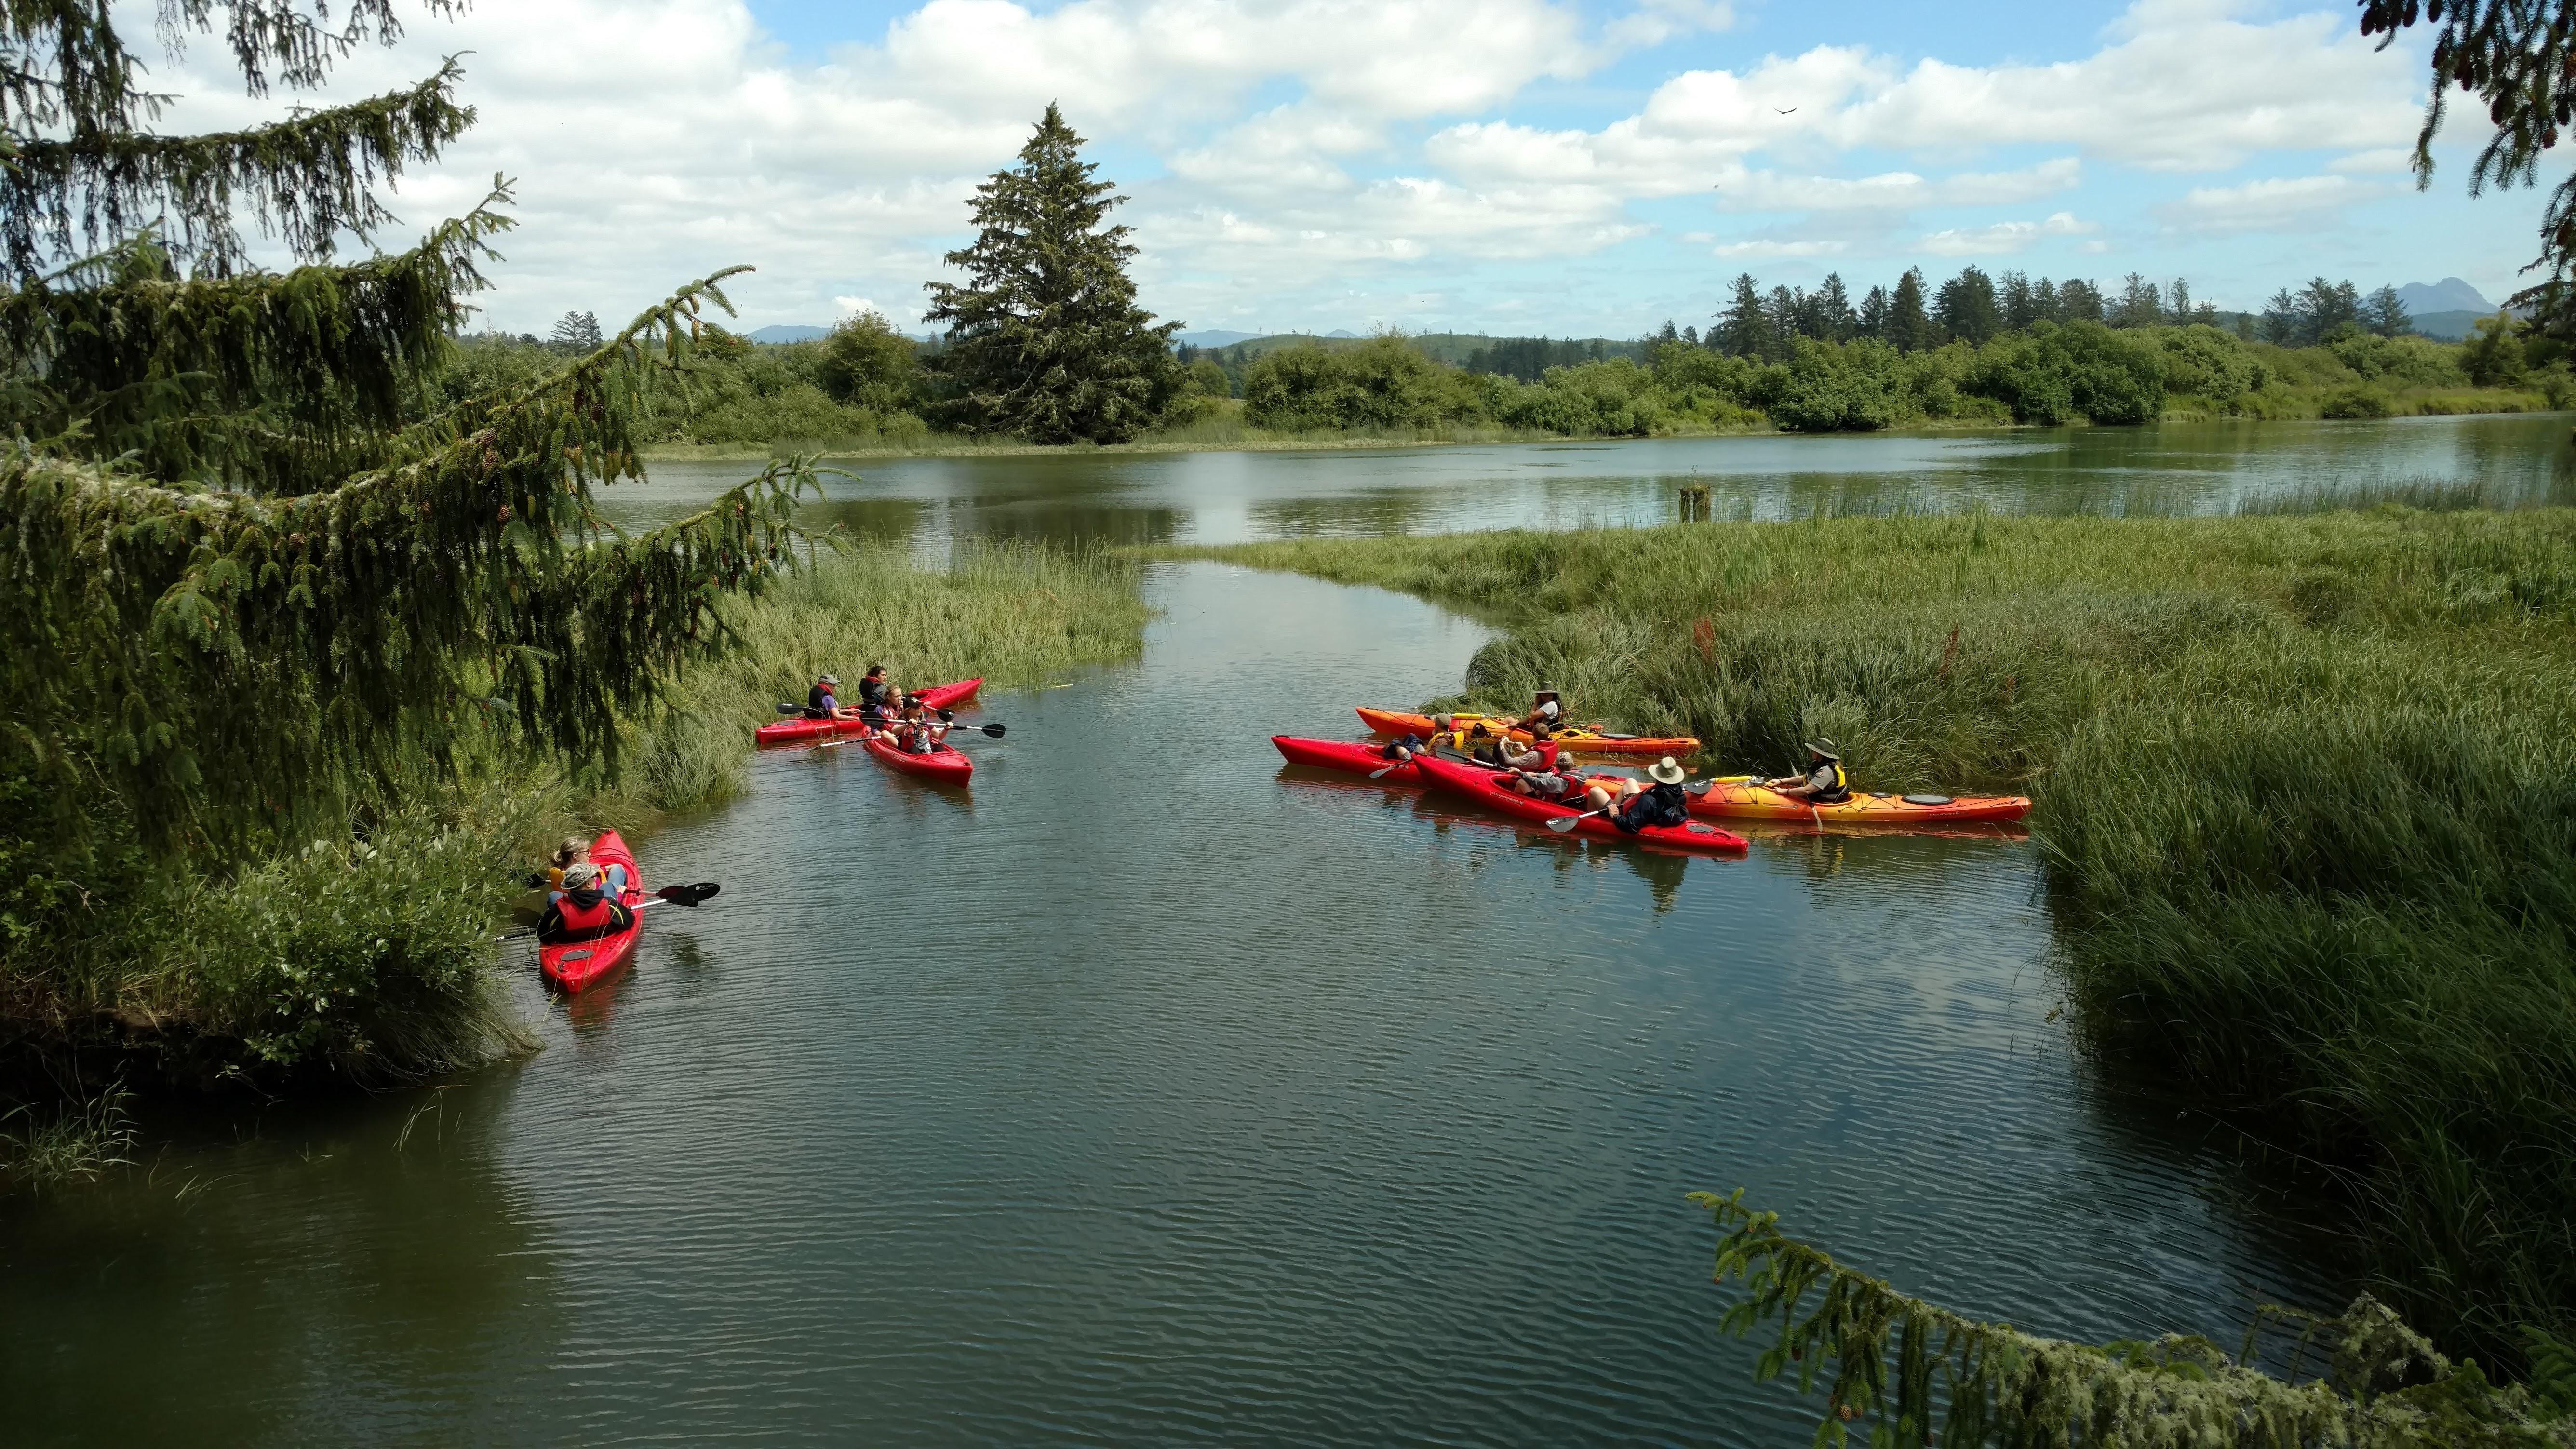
[1171,507,2576,1363]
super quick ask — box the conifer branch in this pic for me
[1694,1190,2575,1447]
[1,57,471,275]
[0,179,510,489]
[0,263,816,856]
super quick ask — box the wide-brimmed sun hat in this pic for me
[561,861,601,890]
[1805,738,1840,761]
[820,673,840,685]
[1647,756,1687,785]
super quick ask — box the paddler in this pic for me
[1382,713,1457,763]
[1763,739,1852,804]
[537,861,633,943]
[1590,756,1692,833]
[541,834,626,898]
[806,672,861,722]
[858,664,896,720]
[894,695,949,754]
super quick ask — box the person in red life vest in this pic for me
[891,694,953,754]
[537,861,633,943]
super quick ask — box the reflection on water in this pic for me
[605,414,2576,548]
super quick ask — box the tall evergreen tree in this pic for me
[1857,285,1890,339]
[2301,277,2364,340]
[2363,284,2415,338]
[1887,268,1935,352]
[2032,277,2064,324]
[1998,270,2038,331]
[2058,278,2106,322]
[1717,273,1774,357]
[924,105,1180,444]
[2260,288,2303,346]
[1932,266,2000,343]
[1812,273,1858,340]
[2110,273,2163,328]
[0,5,808,867]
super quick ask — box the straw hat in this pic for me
[1647,756,1687,785]
[1805,738,1841,761]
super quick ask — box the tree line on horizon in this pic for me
[1670,268,2422,362]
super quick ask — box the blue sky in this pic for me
[157,0,2561,335]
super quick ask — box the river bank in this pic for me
[1162,506,2576,1364]
[0,541,1150,1184]
[640,388,2558,464]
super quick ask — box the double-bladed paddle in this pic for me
[812,721,1006,750]
[494,882,722,942]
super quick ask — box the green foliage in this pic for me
[0,14,472,276]
[1695,1191,2576,1447]
[0,192,510,491]
[816,311,923,413]
[1242,335,1485,431]
[1972,321,2166,425]
[1175,508,2576,1364]
[923,105,1179,443]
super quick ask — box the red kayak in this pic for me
[1412,754,1749,854]
[1271,734,1426,783]
[861,727,975,786]
[1270,734,1569,786]
[756,677,982,745]
[539,830,645,993]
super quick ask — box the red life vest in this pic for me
[555,891,617,937]
[1536,741,1560,770]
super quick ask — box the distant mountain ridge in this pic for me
[746,323,830,343]
[2395,278,2496,316]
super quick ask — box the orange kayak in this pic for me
[1687,780,2031,824]
[1356,706,1699,758]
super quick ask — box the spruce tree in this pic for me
[1887,268,1935,352]
[1717,273,1772,357]
[1857,285,1891,339]
[1932,266,1999,343]
[2364,284,2415,338]
[0,4,809,869]
[924,104,1180,444]
[1812,273,1857,340]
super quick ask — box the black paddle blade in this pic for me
[776,702,802,715]
[979,722,1007,738]
[656,882,722,907]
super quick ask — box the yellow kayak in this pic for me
[1688,780,2031,824]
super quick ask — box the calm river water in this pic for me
[7,416,2565,1445]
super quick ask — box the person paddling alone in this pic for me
[538,861,633,943]
[1764,739,1852,804]
[807,673,860,722]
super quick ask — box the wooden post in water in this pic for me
[1678,484,1711,522]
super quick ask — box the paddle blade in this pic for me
[1368,763,1400,778]
[776,702,802,715]
[656,882,721,907]
[979,723,1006,738]
[1546,814,1583,833]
